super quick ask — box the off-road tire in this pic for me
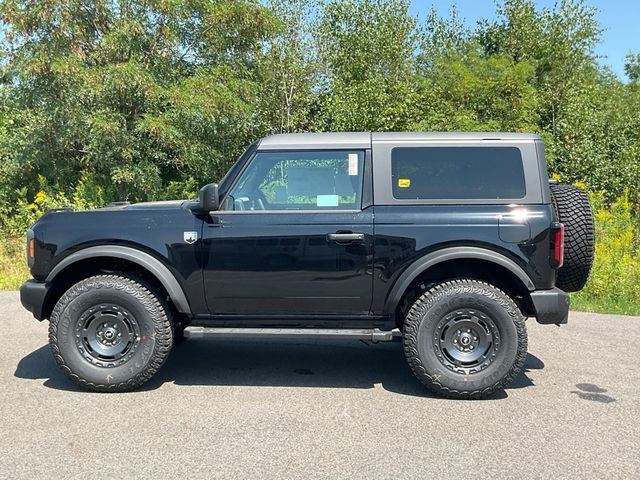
[550,184,595,292]
[403,279,527,399]
[49,275,173,392]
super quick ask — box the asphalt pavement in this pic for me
[0,291,638,479]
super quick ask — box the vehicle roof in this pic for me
[372,132,542,141]
[258,132,542,150]
[258,132,371,150]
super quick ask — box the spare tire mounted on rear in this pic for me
[550,184,595,292]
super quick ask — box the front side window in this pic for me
[224,150,364,211]
[391,146,526,200]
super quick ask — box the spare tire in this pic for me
[550,184,595,292]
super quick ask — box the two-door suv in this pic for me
[20,132,594,398]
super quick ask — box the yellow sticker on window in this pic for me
[398,178,411,188]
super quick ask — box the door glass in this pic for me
[224,151,364,211]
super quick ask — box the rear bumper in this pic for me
[20,280,50,321]
[530,287,570,325]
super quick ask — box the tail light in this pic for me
[550,223,564,268]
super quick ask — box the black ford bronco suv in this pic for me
[20,132,595,399]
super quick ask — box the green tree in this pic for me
[625,52,640,83]
[316,0,420,131]
[0,0,639,213]
[418,5,468,66]
[254,0,319,134]
[0,0,276,204]
[478,0,602,135]
[414,47,539,132]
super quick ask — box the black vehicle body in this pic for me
[21,132,569,329]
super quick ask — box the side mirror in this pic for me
[198,183,219,212]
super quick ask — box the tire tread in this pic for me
[550,184,595,292]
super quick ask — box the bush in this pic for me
[2,177,75,236]
[572,192,640,315]
[0,235,29,290]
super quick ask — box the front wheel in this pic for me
[403,279,527,399]
[49,275,173,392]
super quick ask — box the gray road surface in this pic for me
[0,291,638,479]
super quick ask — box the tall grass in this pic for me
[571,193,640,315]
[0,235,29,290]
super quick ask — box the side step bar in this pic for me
[184,327,401,343]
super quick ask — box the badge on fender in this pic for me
[183,231,198,244]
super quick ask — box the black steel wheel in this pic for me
[49,275,173,392]
[434,309,501,375]
[403,279,527,399]
[75,304,141,367]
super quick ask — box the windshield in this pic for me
[218,140,260,198]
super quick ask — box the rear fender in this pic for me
[383,246,535,315]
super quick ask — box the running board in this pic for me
[184,327,401,342]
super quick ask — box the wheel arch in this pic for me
[384,247,536,322]
[44,246,191,318]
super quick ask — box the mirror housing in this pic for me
[198,183,219,212]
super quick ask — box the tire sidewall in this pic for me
[52,279,166,388]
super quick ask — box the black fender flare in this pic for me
[383,246,535,315]
[46,245,192,314]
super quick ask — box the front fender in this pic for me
[46,245,192,314]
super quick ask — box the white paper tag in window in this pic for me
[348,154,358,176]
[317,194,339,207]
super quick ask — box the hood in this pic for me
[98,200,194,211]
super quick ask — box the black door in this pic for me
[202,149,373,316]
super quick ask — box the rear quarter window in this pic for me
[391,147,526,200]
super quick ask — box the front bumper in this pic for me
[530,287,570,325]
[20,280,50,321]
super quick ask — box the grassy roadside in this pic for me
[570,294,640,316]
[0,235,29,290]
[569,194,640,316]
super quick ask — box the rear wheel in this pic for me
[49,275,173,392]
[403,279,527,399]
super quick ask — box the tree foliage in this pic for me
[0,0,275,207]
[0,0,639,223]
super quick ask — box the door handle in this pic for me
[327,232,365,243]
